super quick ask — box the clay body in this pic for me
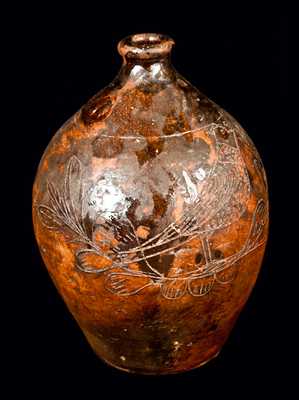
[33,33,268,374]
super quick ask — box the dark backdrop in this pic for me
[11,3,289,397]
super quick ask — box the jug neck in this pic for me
[117,33,176,84]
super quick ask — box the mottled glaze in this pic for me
[32,33,268,374]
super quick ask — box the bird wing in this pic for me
[179,152,250,236]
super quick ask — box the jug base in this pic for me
[100,350,220,375]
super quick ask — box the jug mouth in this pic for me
[118,33,175,60]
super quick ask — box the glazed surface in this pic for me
[33,33,268,374]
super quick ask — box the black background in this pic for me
[10,3,290,397]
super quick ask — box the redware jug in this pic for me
[32,33,269,374]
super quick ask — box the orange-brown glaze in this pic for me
[32,33,268,374]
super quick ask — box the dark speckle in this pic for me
[208,323,218,332]
[195,253,203,264]
[213,250,223,259]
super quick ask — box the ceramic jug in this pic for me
[32,33,268,374]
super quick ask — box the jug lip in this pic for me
[118,33,175,60]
